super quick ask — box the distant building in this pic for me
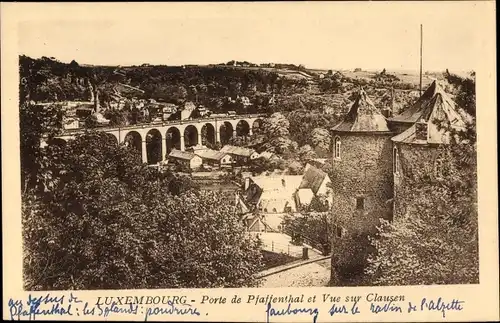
[195,105,210,118]
[180,101,196,120]
[241,163,333,231]
[62,109,80,129]
[297,163,333,206]
[93,112,111,126]
[295,188,315,208]
[245,175,303,214]
[220,145,259,163]
[168,149,203,170]
[162,103,177,120]
[238,96,252,106]
[194,149,233,168]
[258,151,278,160]
[74,104,94,120]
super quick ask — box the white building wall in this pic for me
[190,156,203,169]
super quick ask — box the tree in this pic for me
[250,112,295,155]
[19,101,63,193]
[84,114,99,129]
[104,109,129,127]
[310,128,330,157]
[297,144,317,162]
[23,132,263,290]
[445,71,476,118]
[282,209,331,255]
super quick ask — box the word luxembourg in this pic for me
[247,294,305,306]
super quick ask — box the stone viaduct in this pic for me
[53,114,265,164]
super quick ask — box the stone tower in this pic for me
[390,80,469,218]
[329,88,394,237]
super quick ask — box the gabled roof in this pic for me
[391,81,468,145]
[299,164,328,195]
[259,151,277,160]
[332,88,390,132]
[235,194,250,214]
[195,149,230,161]
[168,149,198,160]
[220,145,257,157]
[245,174,303,212]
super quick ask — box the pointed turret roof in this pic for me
[332,88,390,132]
[391,81,469,144]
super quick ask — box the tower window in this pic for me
[334,136,341,159]
[393,147,399,174]
[356,197,365,210]
[336,226,343,238]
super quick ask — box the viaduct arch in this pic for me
[51,115,264,164]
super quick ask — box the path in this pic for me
[257,257,331,288]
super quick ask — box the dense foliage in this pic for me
[364,142,478,285]
[22,131,263,290]
[282,195,332,255]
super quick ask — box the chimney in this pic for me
[391,87,396,115]
[244,177,250,190]
[282,178,286,188]
[415,119,428,141]
[381,108,392,118]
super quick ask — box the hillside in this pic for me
[20,55,461,155]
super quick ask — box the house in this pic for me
[244,175,302,212]
[242,214,267,232]
[196,105,209,117]
[295,188,315,209]
[238,96,252,106]
[62,109,80,129]
[167,149,203,170]
[242,174,303,231]
[162,103,177,120]
[181,101,196,120]
[258,151,279,161]
[235,194,250,215]
[93,112,111,126]
[298,163,332,203]
[75,104,94,119]
[220,145,259,163]
[109,101,119,110]
[194,149,233,168]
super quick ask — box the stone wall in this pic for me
[329,132,394,234]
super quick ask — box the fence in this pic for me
[259,240,307,258]
[282,227,330,256]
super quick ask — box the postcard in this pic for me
[2,1,498,322]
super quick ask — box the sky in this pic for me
[15,2,491,72]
